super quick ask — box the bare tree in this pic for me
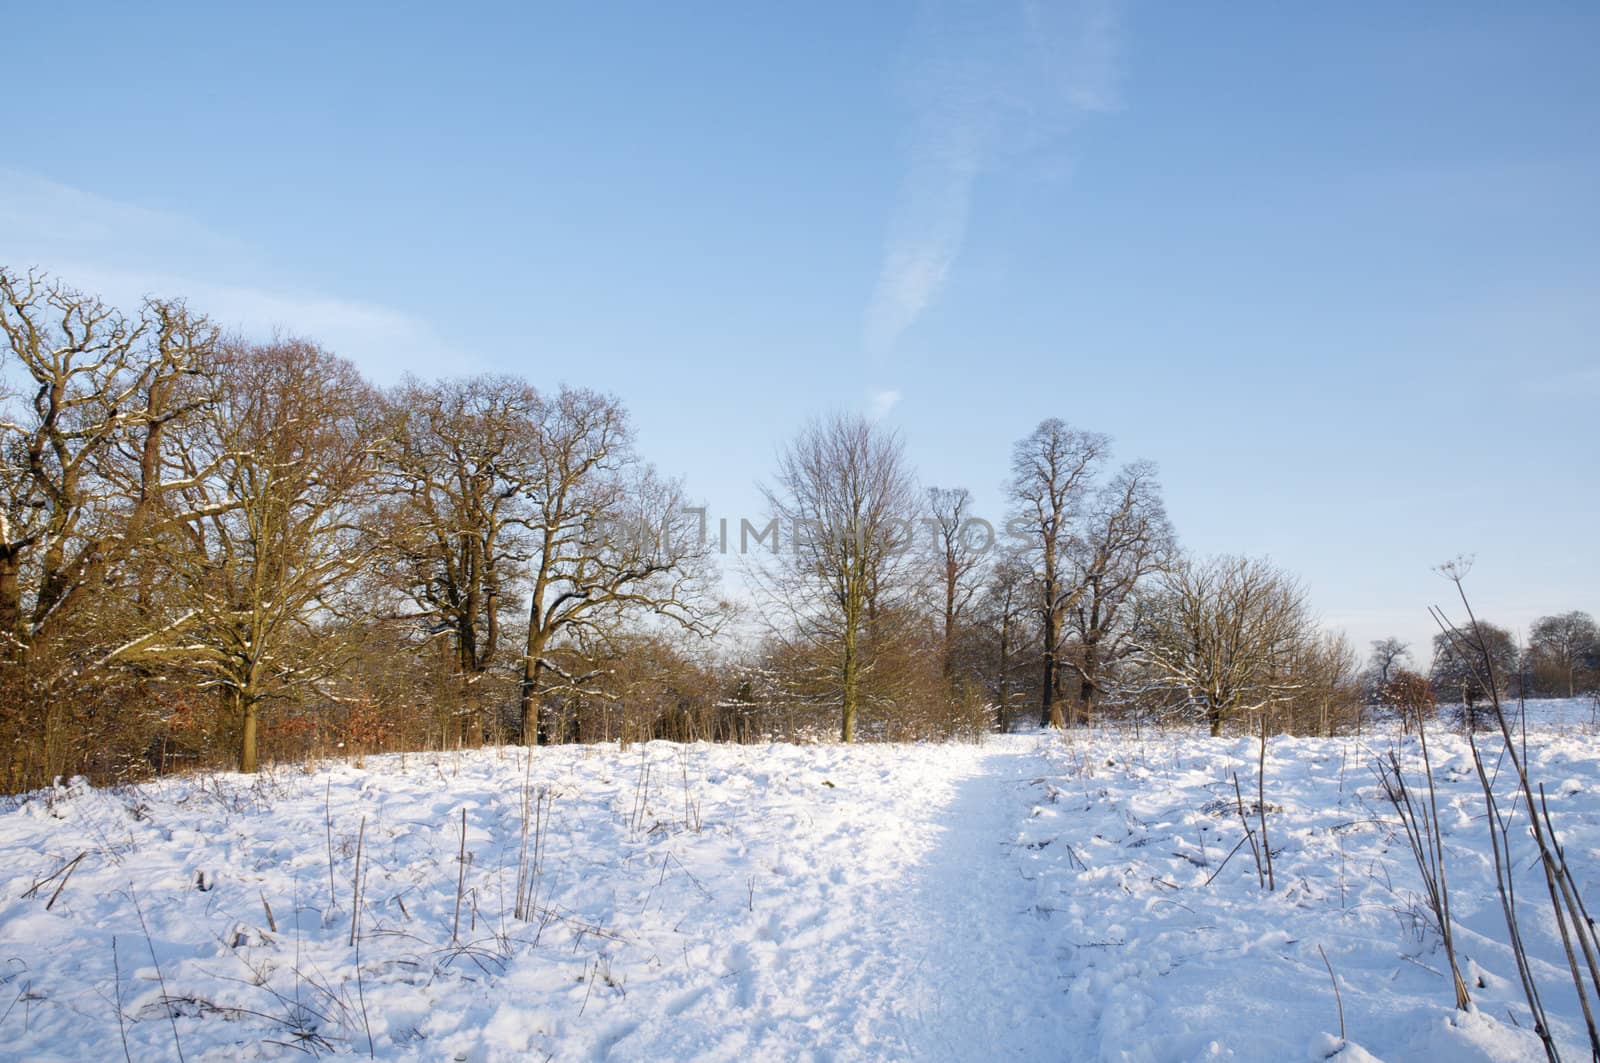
[1366,637,1411,689]
[382,375,541,739]
[1429,620,1517,724]
[1007,419,1109,727]
[977,547,1035,732]
[0,268,222,784]
[1285,630,1362,736]
[108,339,384,773]
[1059,460,1175,724]
[1134,555,1312,735]
[759,413,919,742]
[923,486,985,680]
[1527,610,1598,698]
[0,270,220,657]
[516,387,712,744]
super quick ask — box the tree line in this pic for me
[2,268,1592,789]
[1366,610,1600,730]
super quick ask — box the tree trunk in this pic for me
[1039,650,1064,728]
[523,548,551,745]
[1076,641,1100,727]
[942,576,956,680]
[1039,599,1062,727]
[0,551,21,650]
[519,650,543,746]
[841,623,858,743]
[238,693,259,774]
[997,619,1011,733]
[455,629,484,747]
[1207,704,1222,737]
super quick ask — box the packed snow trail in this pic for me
[619,737,1073,1060]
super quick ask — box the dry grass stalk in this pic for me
[452,807,468,944]
[1434,564,1600,1060]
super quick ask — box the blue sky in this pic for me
[4,2,1596,662]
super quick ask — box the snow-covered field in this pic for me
[1,699,1597,1061]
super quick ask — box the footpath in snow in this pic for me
[0,735,1070,1061]
[611,737,1073,1060]
[1,705,1597,1061]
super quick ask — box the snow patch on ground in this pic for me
[1021,701,1600,1061]
[1,698,1597,1061]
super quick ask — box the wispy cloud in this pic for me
[0,168,237,258]
[864,0,1121,354]
[868,388,904,421]
[50,262,447,381]
[0,168,462,382]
